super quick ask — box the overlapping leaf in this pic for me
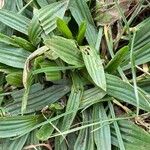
[106,74,150,112]
[111,120,150,150]
[45,36,84,66]
[93,104,111,150]
[0,115,43,138]
[5,83,70,115]
[69,0,98,46]
[81,46,106,91]
[0,43,31,68]
[0,9,30,34]
[38,1,68,35]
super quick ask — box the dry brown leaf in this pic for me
[95,0,131,25]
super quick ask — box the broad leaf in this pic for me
[5,84,70,115]
[111,120,150,150]
[0,115,43,138]
[0,43,31,68]
[106,74,150,112]
[0,9,30,34]
[45,36,84,66]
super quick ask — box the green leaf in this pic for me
[76,21,86,45]
[38,1,68,35]
[134,17,150,50]
[111,120,150,150]
[0,115,43,138]
[28,11,42,46]
[6,72,23,87]
[45,36,84,66]
[0,9,30,34]
[122,42,150,70]
[108,102,125,150]
[5,84,70,115]
[33,65,82,75]
[56,18,73,39]
[81,46,106,91]
[0,43,31,68]
[12,36,36,52]
[59,72,83,143]
[36,119,59,141]
[69,0,98,46]
[106,74,150,112]
[93,104,111,150]
[44,50,58,60]
[0,63,21,74]
[81,71,150,111]
[0,33,18,46]
[106,46,129,73]
[80,87,106,109]
[8,134,28,150]
[74,110,94,150]
[39,60,61,81]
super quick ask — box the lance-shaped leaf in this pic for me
[12,36,36,52]
[38,1,68,35]
[93,104,111,150]
[76,21,87,45]
[134,17,150,50]
[81,70,150,111]
[33,65,82,75]
[111,120,150,150]
[106,74,150,112]
[59,72,84,143]
[80,87,106,108]
[0,43,31,68]
[5,84,70,115]
[0,115,43,138]
[106,46,129,73]
[0,9,30,34]
[45,36,84,66]
[36,119,59,141]
[81,46,106,91]
[28,12,43,46]
[122,42,150,70]
[74,110,94,150]
[0,33,18,46]
[56,18,73,39]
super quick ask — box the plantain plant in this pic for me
[0,0,150,149]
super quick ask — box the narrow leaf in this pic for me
[81,46,106,91]
[76,21,86,45]
[106,46,129,73]
[56,18,73,39]
[93,104,111,150]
